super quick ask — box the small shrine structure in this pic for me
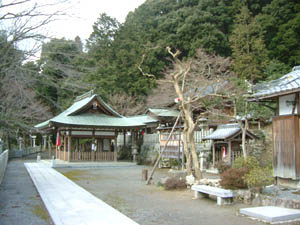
[35,90,155,162]
[203,123,256,166]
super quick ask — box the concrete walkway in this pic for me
[41,159,137,169]
[25,162,138,225]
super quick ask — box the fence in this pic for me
[8,146,41,159]
[71,152,114,161]
[56,151,115,161]
[0,150,8,185]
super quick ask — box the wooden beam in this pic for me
[146,112,181,185]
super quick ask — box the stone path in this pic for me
[25,162,138,225]
[0,160,52,225]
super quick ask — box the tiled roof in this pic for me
[35,92,151,130]
[148,108,180,117]
[203,123,241,140]
[252,67,300,99]
[126,115,158,124]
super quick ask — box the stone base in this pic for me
[195,191,209,199]
[217,196,233,205]
[276,177,300,189]
[240,206,300,223]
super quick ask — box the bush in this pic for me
[243,167,273,188]
[164,177,186,190]
[118,146,132,160]
[233,156,259,170]
[216,161,231,174]
[220,167,249,190]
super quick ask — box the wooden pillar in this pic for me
[123,130,126,146]
[56,144,58,159]
[212,140,215,167]
[228,141,232,165]
[64,135,67,161]
[114,131,118,162]
[68,134,72,162]
[92,133,95,162]
[48,135,51,159]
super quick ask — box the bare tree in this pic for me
[0,0,72,146]
[107,93,147,116]
[154,48,233,179]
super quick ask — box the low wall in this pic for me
[0,150,8,185]
[9,146,41,159]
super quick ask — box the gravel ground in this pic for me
[56,165,265,225]
[0,160,52,225]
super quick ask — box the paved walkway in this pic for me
[41,159,137,169]
[25,162,138,225]
[0,160,52,225]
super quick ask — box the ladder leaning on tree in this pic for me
[146,112,182,185]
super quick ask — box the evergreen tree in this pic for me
[38,38,86,112]
[258,0,300,66]
[230,5,269,83]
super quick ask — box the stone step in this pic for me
[240,206,300,223]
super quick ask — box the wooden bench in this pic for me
[191,185,235,205]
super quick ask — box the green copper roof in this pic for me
[64,93,122,117]
[148,108,180,117]
[35,92,156,130]
[127,115,159,124]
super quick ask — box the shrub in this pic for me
[220,167,249,190]
[233,156,259,170]
[216,161,231,174]
[164,177,186,190]
[243,167,273,188]
[118,146,132,160]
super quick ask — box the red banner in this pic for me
[56,131,61,147]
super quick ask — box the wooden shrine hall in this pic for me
[34,90,155,162]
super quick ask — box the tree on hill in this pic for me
[258,0,300,66]
[230,5,269,83]
[37,37,88,113]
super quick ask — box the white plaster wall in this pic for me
[0,150,8,185]
[279,94,298,115]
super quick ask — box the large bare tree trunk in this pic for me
[188,128,202,179]
[241,120,248,159]
[184,100,202,180]
[241,102,248,159]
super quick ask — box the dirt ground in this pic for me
[56,165,265,225]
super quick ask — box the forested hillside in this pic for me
[0,0,299,140]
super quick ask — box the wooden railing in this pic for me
[70,152,114,161]
[215,149,242,165]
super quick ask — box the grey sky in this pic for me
[50,0,145,41]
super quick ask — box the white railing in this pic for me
[0,150,9,185]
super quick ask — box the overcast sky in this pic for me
[2,0,145,41]
[50,0,146,41]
